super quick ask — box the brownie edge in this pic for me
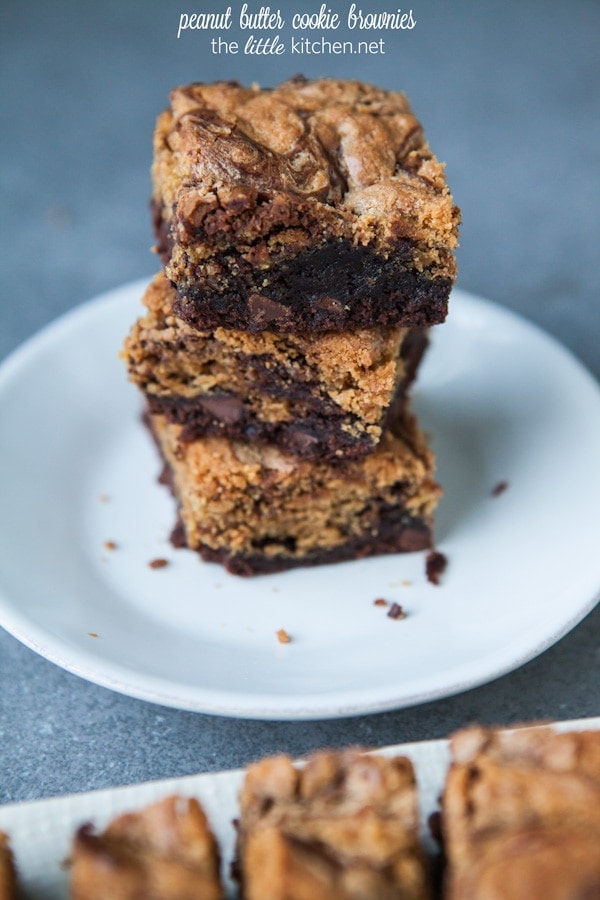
[176,510,433,577]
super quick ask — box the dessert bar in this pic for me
[442,725,600,899]
[124,273,427,460]
[147,405,441,576]
[0,832,17,900]
[152,76,460,333]
[70,795,223,900]
[236,749,429,899]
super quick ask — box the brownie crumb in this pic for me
[387,602,407,620]
[276,628,292,644]
[373,598,389,607]
[103,541,117,551]
[491,480,509,497]
[426,550,447,585]
[149,558,169,569]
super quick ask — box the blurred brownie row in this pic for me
[5,723,597,898]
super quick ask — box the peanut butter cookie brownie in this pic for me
[152,76,460,333]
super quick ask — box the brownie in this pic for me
[69,795,223,900]
[0,832,17,900]
[123,273,428,460]
[236,750,429,899]
[146,404,440,576]
[152,76,460,333]
[441,725,600,899]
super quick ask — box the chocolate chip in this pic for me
[199,395,243,424]
[315,296,344,313]
[287,428,319,452]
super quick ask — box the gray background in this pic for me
[1,0,598,804]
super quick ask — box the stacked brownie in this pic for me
[123,77,460,575]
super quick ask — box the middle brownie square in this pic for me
[124,273,428,461]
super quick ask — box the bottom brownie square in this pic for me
[69,795,223,900]
[147,405,441,575]
[441,725,600,899]
[236,750,429,899]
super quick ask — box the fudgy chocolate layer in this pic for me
[170,505,432,577]
[169,237,451,334]
[148,395,374,459]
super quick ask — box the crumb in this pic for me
[276,628,292,644]
[148,558,169,569]
[401,580,411,587]
[387,603,407,620]
[491,480,509,497]
[373,598,389,607]
[98,493,110,503]
[426,550,447,586]
[103,541,117,551]
[87,632,99,638]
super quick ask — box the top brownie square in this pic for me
[152,76,460,333]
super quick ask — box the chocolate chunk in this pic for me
[286,428,320,453]
[199,395,243,424]
[248,293,289,325]
[397,525,432,553]
[315,296,344,314]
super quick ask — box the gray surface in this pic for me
[1,0,598,805]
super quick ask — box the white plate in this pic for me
[0,717,597,898]
[0,280,599,719]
